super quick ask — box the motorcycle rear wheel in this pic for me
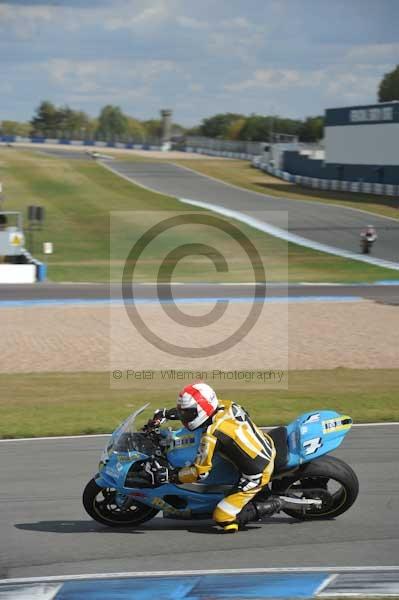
[272,455,359,520]
[83,478,159,527]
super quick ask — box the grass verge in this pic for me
[1,369,398,438]
[174,159,399,220]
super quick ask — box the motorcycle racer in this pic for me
[360,225,377,242]
[145,382,282,533]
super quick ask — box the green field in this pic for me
[1,369,398,438]
[0,148,398,282]
[174,158,399,220]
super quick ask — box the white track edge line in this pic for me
[2,566,399,585]
[319,595,399,598]
[315,574,339,596]
[1,422,398,443]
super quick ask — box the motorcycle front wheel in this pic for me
[82,478,159,527]
[272,455,359,520]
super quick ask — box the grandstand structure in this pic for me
[282,101,399,185]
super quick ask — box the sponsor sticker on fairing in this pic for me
[322,416,352,434]
[303,413,320,424]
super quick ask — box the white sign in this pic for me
[350,106,393,123]
[0,264,36,284]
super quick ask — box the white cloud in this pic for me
[105,0,173,31]
[323,69,382,104]
[220,16,251,29]
[46,58,181,97]
[0,4,56,22]
[207,29,265,63]
[0,3,58,38]
[224,62,386,110]
[345,43,399,64]
[176,15,209,30]
[225,68,324,92]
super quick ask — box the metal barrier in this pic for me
[0,135,163,151]
[252,158,399,198]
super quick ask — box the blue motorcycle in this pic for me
[83,404,359,527]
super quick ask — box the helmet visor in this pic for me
[177,406,198,425]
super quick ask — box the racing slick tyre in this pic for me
[272,455,359,520]
[83,478,159,527]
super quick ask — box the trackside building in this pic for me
[282,101,399,185]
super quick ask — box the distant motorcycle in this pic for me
[83,405,359,527]
[360,227,377,254]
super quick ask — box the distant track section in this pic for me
[102,159,399,264]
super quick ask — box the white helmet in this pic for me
[177,383,218,430]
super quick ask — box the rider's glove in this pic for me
[153,409,168,425]
[144,409,168,431]
[144,460,179,487]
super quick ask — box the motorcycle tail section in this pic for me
[285,410,352,468]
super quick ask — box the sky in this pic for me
[0,0,398,126]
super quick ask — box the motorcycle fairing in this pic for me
[285,410,352,468]
[95,409,352,517]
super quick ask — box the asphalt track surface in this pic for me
[104,160,399,263]
[35,148,97,160]
[1,425,398,579]
[1,282,399,304]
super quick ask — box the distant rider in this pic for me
[360,225,377,243]
[144,382,282,533]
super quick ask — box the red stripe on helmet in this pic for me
[183,384,214,416]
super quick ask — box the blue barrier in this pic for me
[1,135,16,142]
[35,262,47,282]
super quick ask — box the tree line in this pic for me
[0,102,185,143]
[1,65,398,143]
[190,113,324,142]
[0,102,325,143]
[0,101,324,143]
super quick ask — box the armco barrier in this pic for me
[187,146,254,160]
[0,135,162,152]
[251,158,399,198]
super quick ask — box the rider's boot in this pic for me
[220,497,283,533]
[238,497,283,525]
[221,522,239,533]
